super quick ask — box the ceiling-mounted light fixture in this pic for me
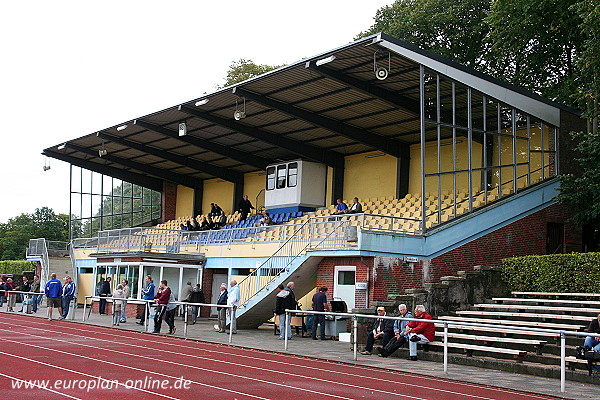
[234,97,246,120]
[315,55,336,66]
[178,122,187,137]
[116,124,128,131]
[57,143,66,150]
[195,99,209,106]
[43,158,51,171]
[98,141,107,157]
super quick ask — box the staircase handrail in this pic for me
[238,217,349,308]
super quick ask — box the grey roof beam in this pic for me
[178,105,345,169]
[65,143,203,189]
[133,119,269,170]
[42,149,163,192]
[306,62,419,115]
[233,87,406,158]
[98,132,244,184]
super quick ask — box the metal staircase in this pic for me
[235,217,352,328]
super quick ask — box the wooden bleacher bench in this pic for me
[425,341,527,361]
[512,291,600,298]
[472,303,600,314]
[493,297,600,307]
[456,310,591,322]
[439,316,585,331]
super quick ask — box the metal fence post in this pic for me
[184,305,188,338]
[83,297,88,321]
[443,322,448,374]
[353,316,358,361]
[228,306,234,344]
[560,332,566,393]
[284,312,289,350]
[144,301,149,331]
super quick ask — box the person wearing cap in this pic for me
[405,304,435,361]
[377,304,413,357]
[360,307,394,355]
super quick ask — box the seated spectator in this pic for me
[584,313,600,351]
[260,211,274,226]
[180,223,187,231]
[405,304,435,361]
[346,197,363,214]
[332,199,348,215]
[360,307,394,355]
[216,210,227,227]
[191,218,201,231]
[209,203,223,217]
[377,303,413,357]
[206,216,217,230]
[199,217,210,231]
[186,220,193,231]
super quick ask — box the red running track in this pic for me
[0,313,560,399]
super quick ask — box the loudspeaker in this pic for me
[234,110,246,120]
[375,67,388,80]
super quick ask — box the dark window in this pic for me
[338,270,355,285]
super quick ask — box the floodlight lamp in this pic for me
[195,99,209,106]
[178,122,187,137]
[116,124,128,131]
[233,97,246,120]
[98,149,107,157]
[43,165,51,171]
[57,143,66,150]
[315,55,336,66]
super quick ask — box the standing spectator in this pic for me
[17,275,32,312]
[153,280,174,334]
[44,273,63,321]
[190,284,205,324]
[378,304,413,357]
[120,279,130,323]
[209,203,223,217]
[217,210,227,227]
[405,304,435,361]
[0,277,5,308]
[98,277,112,315]
[5,278,16,312]
[137,275,155,325]
[360,307,395,355]
[112,284,125,326]
[181,281,193,322]
[60,276,76,319]
[332,198,348,215]
[215,283,228,333]
[227,280,240,334]
[275,282,297,340]
[31,275,41,313]
[311,286,329,340]
[238,195,254,221]
[346,197,363,214]
[165,291,177,335]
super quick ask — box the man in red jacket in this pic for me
[405,304,435,361]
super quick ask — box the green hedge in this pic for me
[502,253,600,293]
[0,260,36,275]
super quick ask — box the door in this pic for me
[334,266,356,311]
[546,222,565,254]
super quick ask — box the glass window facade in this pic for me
[419,66,558,230]
[70,166,161,239]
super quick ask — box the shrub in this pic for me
[0,260,36,276]
[502,253,600,293]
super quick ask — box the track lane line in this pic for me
[7,318,557,400]
[0,371,84,400]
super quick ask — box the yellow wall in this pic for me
[325,166,333,206]
[175,185,195,218]
[343,151,397,202]
[202,179,235,215]
[243,172,266,209]
[410,138,482,195]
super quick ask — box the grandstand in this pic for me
[42,32,583,330]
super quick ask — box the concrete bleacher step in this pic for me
[492,297,600,307]
[471,303,600,315]
[425,341,527,361]
[439,316,586,331]
[512,291,600,298]
[456,310,592,322]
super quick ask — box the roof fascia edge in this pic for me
[377,38,561,127]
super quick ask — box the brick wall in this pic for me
[314,202,581,306]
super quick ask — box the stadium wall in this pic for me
[175,185,194,218]
[343,151,397,202]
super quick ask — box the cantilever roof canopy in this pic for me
[43,33,571,191]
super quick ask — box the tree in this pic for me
[485,0,585,106]
[357,0,492,69]
[218,59,283,88]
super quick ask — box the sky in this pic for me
[0,0,393,224]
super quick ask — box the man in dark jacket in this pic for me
[361,307,395,355]
[216,283,228,333]
[98,277,111,315]
[153,280,173,334]
[405,304,435,361]
[190,284,205,324]
[238,195,254,221]
[17,275,32,312]
[275,282,297,340]
[584,313,600,351]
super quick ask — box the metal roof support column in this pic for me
[396,146,409,200]
[419,65,426,233]
[194,183,204,218]
[331,163,345,206]
[233,181,245,218]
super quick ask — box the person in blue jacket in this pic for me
[136,275,156,325]
[60,276,76,319]
[44,273,63,321]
